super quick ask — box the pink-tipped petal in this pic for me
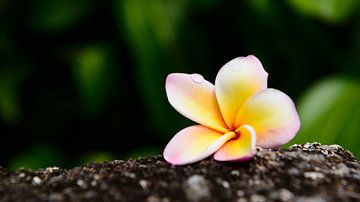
[215,55,268,129]
[235,88,300,148]
[163,125,236,165]
[214,124,256,162]
[166,73,228,133]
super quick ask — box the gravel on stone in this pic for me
[0,143,359,202]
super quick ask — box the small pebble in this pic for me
[77,179,86,188]
[147,195,160,202]
[184,175,210,202]
[295,196,327,202]
[231,170,240,176]
[250,194,266,202]
[237,190,245,197]
[123,172,136,178]
[288,168,300,175]
[84,190,97,199]
[48,193,64,201]
[222,180,230,189]
[91,180,97,186]
[32,176,42,185]
[46,167,59,173]
[237,198,247,202]
[304,172,325,180]
[278,188,294,201]
[18,173,25,178]
[139,179,150,190]
[93,174,101,180]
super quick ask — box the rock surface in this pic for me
[0,143,359,202]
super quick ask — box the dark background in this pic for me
[0,0,359,169]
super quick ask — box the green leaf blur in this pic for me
[288,77,360,156]
[71,45,115,116]
[287,0,359,24]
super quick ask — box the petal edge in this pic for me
[166,73,228,133]
[235,88,300,148]
[163,125,235,165]
[215,55,268,129]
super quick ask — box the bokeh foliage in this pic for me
[0,0,359,169]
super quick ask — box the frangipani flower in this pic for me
[163,55,300,165]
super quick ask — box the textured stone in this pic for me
[0,143,358,201]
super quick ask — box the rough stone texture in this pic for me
[0,142,359,202]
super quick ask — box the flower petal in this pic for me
[235,88,300,148]
[166,73,228,133]
[215,55,268,129]
[163,125,236,165]
[214,124,256,162]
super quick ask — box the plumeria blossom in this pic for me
[163,55,300,165]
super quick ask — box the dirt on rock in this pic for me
[0,142,359,202]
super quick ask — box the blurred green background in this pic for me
[0,0,359,169]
